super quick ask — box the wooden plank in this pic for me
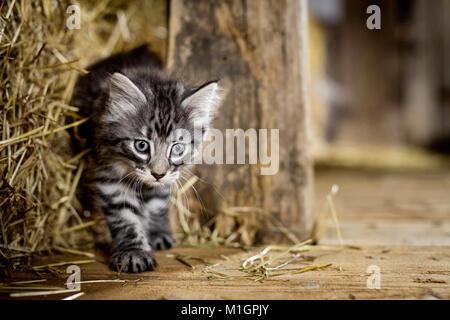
[167,0,313,242]
[2,169,448,300]
[314,169,450,246]
[3,246,448,300]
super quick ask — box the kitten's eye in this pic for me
[171,143,185,157]
[134,140,149,153]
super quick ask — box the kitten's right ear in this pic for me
[106,72,147,119]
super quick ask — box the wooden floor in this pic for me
[2,168,450,300]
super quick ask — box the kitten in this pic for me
[72,45,221,273]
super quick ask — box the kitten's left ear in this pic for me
[181,81,221,127]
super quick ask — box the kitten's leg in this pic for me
[143,186,175,251]
[97,182,156,273]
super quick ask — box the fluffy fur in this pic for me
[72,46,220,273]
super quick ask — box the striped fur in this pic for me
[72,46,220,273]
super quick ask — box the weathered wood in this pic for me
[5,246,449,300]
[3,169,450,300]
[167,0,313,242]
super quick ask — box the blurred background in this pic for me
[308,0,450,169]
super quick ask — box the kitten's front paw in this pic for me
[110,249,157,273]
[149,231,175,250]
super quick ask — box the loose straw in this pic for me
[10,289,80,298]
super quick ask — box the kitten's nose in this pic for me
[152,172,166,180]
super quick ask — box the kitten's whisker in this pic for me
[180,172,202,204]
[118,172,134,185]
[179,172,206,219]
[184,167,226,201]
[177,175,191,215]
[174,178,185,207]
[119,172,137,205]
[174,177,191,220]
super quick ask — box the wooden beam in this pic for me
[168,0,313,242]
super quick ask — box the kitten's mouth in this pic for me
[134,172,171,187]
[149,179,166,186]
[133,168,179,187]
[142,176,166,186]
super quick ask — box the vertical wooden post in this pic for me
[168,0,313,242]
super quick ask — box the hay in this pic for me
[2,276,129,298]
[171,171,344,250]
[193,181,347,282]
[201,240,333,282]
[62,291,85,300]
[172,173,300,248]
[0,0,168,276]
[0,0,89,273]
[10,288,79,297]
[166,253,213,270]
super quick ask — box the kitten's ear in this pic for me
[181,81,221,127]
[107,72,147,118]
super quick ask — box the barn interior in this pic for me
[0,0,449,300]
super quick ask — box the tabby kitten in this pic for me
[72,46,220,273]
